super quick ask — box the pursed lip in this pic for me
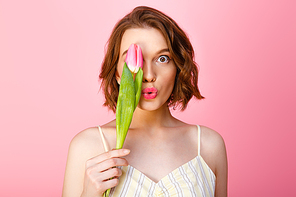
[142,87,158,99]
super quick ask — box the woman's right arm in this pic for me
[62,128,130,197]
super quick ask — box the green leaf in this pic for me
[116,63,135,149]
[134,68,143,110]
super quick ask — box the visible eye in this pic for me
[157,55,171,63]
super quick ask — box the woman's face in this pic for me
[117,27,177,111]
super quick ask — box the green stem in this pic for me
[116,63,135,149]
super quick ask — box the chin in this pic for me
[137,100,168,112]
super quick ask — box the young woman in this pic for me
[63,6,227,197]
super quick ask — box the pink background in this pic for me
[1,0,295,196]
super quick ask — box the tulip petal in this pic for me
[125,43,142,74]
[125,44,136,73]
[136,45,143,70]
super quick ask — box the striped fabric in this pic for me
[104,125,216,197]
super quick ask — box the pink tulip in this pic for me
[125,43,143,74]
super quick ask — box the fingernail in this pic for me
[123,149,130,154]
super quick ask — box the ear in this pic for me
[115,71,121,85]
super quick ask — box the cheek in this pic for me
[160,68,177,95]
[165,68,177,85]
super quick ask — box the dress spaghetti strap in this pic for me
[197,125,201,156]
[97,126,110,152]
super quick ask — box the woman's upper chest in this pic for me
[122,126,199,182]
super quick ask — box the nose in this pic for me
[142,61,156,83]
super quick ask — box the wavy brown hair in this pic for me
[99,6,204,112]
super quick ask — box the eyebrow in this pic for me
[121,48,170,57]
[156,48,170,54]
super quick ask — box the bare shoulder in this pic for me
[71,127,99,145]
[199,126,228,195]
[69,120,117,158]
[68,127,105,161]
[199,126,227,175]
[200,126,226,151]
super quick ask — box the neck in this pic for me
[130,104,176,129]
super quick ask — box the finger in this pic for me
[86,157,128,174]
[99,157,129,173]
[88,176,120,196]
[100,167,123,181]
[86,149,130,168]
[99,178,120,195]
[89,168,122,195]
